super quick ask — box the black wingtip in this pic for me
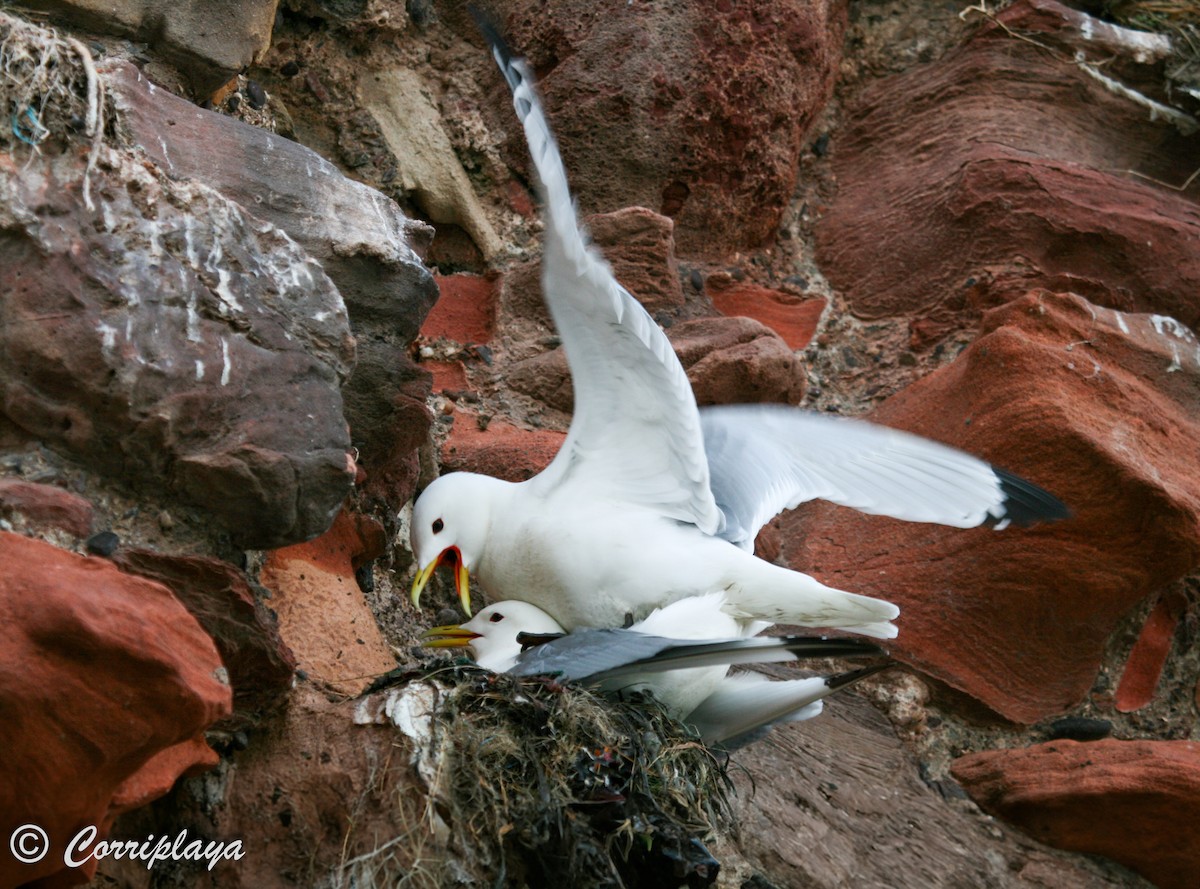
[991,467,1072,527]
[780,637,886,660]
[824,662,893,692]
[468,5,515,67]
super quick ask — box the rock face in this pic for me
[20,0,279,94]
[258,510,396,695]
[112,549,296,722]
[953,739,1200,889]
[106,61,439,341]
[816,0,1200,334]
[0,141,357,549]
[482,0,848,255]
[0,531,231,888]
[785,291,1200,723]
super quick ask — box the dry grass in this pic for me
[356,662,733,888]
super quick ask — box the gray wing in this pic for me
[700,404,1070,550]
[479,23,721,532]
[509,629,882,683]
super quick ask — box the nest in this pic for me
[366,662,734,888]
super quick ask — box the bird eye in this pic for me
[489,612,504,623]
[432,518,444,534]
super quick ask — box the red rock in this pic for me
[507,315,806,413]
[259,511,396,695]
[816,0,1199,334]
[424,274,498,344]
[671,317,806,406]
[1114,587,1188,713]
[709,282,825,350]
[952,739,1200,889]
[0,477,93,537]
[586,207,684,312]
[440,410,565,482]
[486,0,847,255]
[425,359,470,394]
[112,550,297,723]
[783,291,1200,722]
[0,531,231,888]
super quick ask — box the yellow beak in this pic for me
[410,546,473,616]
[419,624,480,649]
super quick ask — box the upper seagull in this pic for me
[409,23,1068,637]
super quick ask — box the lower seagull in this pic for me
[421,593,889,748]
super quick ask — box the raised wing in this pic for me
[701,404,1071,550]
[478,20,721,532]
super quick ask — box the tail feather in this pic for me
[723,557,900,639]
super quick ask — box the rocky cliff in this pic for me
[0,1,1197,887]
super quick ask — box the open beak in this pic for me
[420,624,481,650]
[410,546,473,616]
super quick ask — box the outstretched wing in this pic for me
[701,404,1070,550]
[478,19,722,532]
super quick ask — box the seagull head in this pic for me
[420,600,567,672]
[410,472,507,616]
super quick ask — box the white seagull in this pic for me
[421,594,890,747]
[409,23,1068,638]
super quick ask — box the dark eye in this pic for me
[432,518,444,534]
[489,612,504,623]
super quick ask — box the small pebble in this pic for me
[689,268,704,291]
[1045,716,1112,742]
[355,562,375,594]
[246,81,268,110]
[812,133,831,157]
[226,93,241,112]
[86,530,120,557]
[281,60,300,77]
[158,510,174,531]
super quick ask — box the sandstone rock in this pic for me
[99,684,435,889]
[1,114,355,550]
[0,477,93,537]
[105,61,439,341]
[783,291,1200,722]
[671,316,806,406]
[708,280,825,350]
[729,692,1140,888]
[112,549,296,723]
[952,739,1200,889]
[440,410,564,481]
[360,66,504,259]
[1114,587,1189,713]
[0,531,231,887]
[19,0,278,94]
[481,0,847,256]
[424,273,499,344]
[817,0,1200,334]
[259,510,396,695]
[586,206,684,312]
[508,315,805,413]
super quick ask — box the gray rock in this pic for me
[18,0,280,94]
[104,61,439,340]
[0,136,355,548]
